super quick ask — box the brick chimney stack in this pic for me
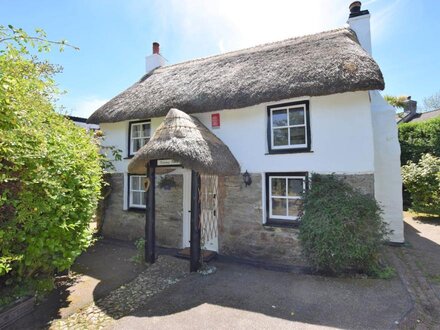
[145,42,166,73]
[152,42,160,55]
[347,1,372,55]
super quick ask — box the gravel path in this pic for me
[49,256,187,330]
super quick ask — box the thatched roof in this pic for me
[88,28,384,124]
[128,108,240,176]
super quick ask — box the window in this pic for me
[129,121,151,156]
[265,172,307,226]
[267,101,310,153]
[128,175,147,208]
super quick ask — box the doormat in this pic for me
[176,248,217,262]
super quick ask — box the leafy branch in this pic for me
[0,25,79,52]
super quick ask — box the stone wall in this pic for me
[218,173,375,265]
[103,172,374,265]
[102,173,183,248]
[218,174,306,265]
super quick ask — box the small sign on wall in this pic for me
[211,113,220,128]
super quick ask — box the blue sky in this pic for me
[2,0,439,117]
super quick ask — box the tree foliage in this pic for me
[401,154,440,216]
[398,117,440,165]
[384,95,408,109]
[423,90,440,112]
[299,174,388,275]
[0,25,102,280]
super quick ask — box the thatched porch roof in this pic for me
[128,109,240,176]
[88,28,384,124]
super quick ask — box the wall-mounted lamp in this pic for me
[243,170,252,187]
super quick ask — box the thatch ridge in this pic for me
[128,108,240,176]
[89,28,384,124]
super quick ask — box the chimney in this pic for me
[347,1,372,55]
[145,42,166,74]
[403,96,417,114]
[152,42,160,54]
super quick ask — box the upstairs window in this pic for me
[129,120,151,156]
[267,101,310,153]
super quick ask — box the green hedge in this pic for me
[0,35,102,280]
[402,154,440,216]
[398,117,440,165]
[299,174,388,275]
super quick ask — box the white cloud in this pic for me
[71,97,109,118]
[153,0,348,53]
[143,0,401,59]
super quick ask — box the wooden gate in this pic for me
[200,174,219,252]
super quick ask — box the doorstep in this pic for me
[175,248,218,262]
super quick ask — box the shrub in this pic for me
[398,117,440,165]
[0,26,102,281]
[401,154,440,216]
[299,174,388,275]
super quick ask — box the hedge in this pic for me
[0,31,102,281]
[398,117,440,165]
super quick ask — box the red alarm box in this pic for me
[211,113,220,128]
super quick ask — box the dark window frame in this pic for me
[265,172,308,227]
[127,120,151,157]
[127,173,147,210]
[267,100,311,154]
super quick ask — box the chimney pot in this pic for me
[349,1,362,14]
[152,42,160,55]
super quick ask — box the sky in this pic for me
[2,0,439,117]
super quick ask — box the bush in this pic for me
[0,27,102,281]
[299,174,388,275]
[398,117,440,165]
[401,154,440,216]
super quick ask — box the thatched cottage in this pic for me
[88,2,404,270]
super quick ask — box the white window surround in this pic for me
[270,104,308,150]
[129,175,147,208]
[267,174,307,221]
[129,121,151,156]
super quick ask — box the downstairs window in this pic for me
[128,175,147,208]
[265,172,308,226]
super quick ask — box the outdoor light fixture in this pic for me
[243,170,252,187]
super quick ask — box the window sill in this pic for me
[124,155,135,160]
[264,219,300,228]
[126,207,146,213]
[265,149,313,155]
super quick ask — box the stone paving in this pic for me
[49,256,188,330]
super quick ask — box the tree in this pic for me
[423,90,440,112]
[384,95,408,110]
[0,25,102,282]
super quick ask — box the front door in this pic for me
[182,171,219,252]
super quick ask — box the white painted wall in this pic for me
[347,13,372,55]
[145,54,166,74]
[101,91,375,175]
[100,90,404,243]
[370,91,404,243]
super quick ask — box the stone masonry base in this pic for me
[102,172,374,266]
